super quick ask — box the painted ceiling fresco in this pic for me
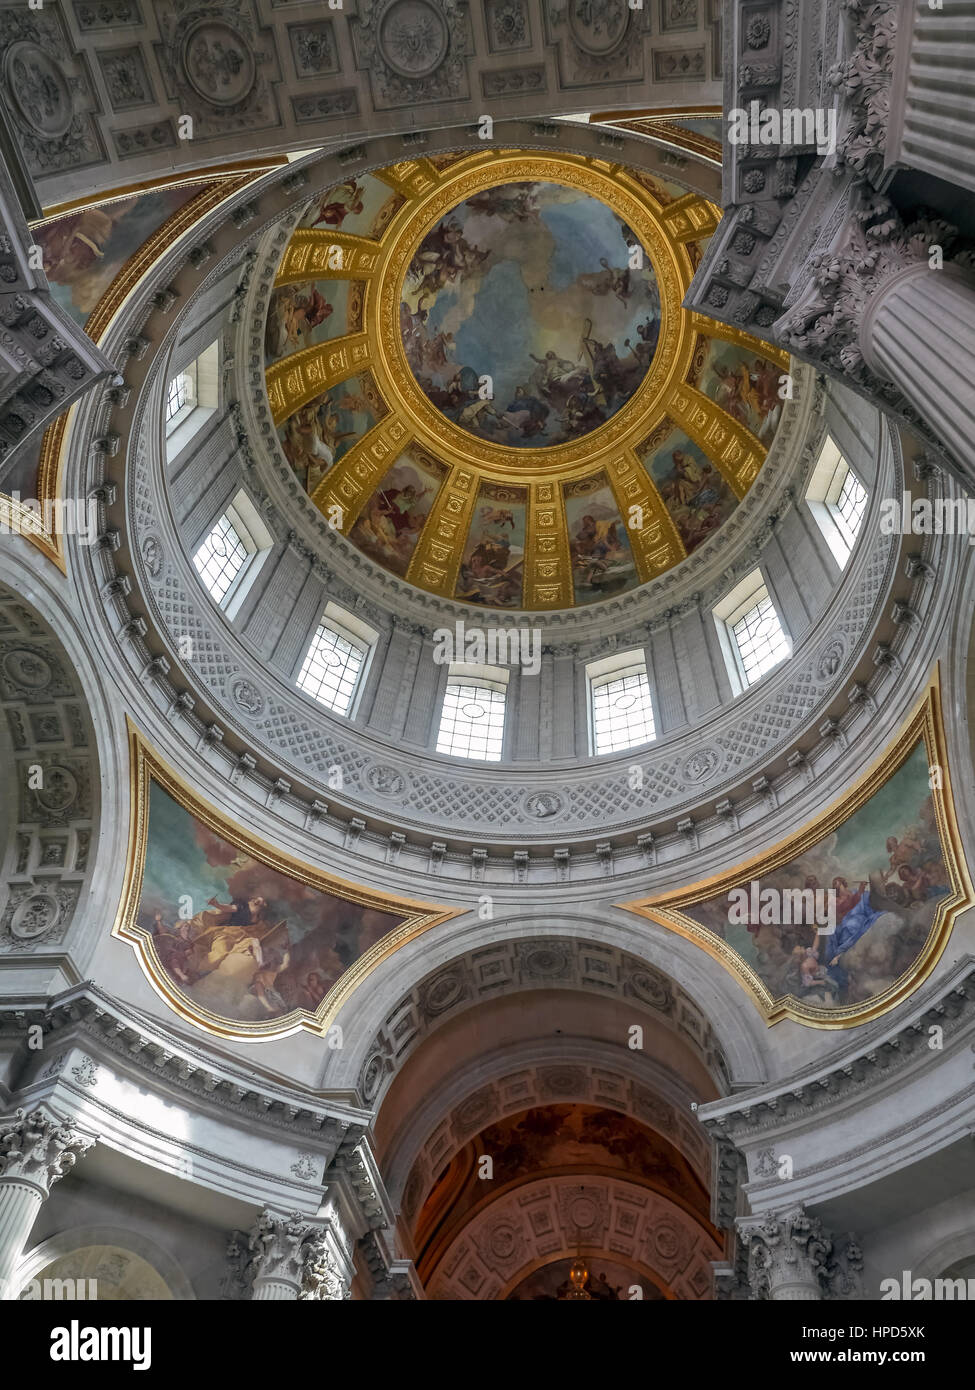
[264,151,789,610]
[400,180,661,448]
[116,734,454,1038]
[624,693,973,1026]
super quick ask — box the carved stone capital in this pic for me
[245,1209,310,1291]
[828,0,898,183]
[778,190,975,394]
[739,1206,831,1301]
[299,1230,350,1301]
[0,1108,94,1196]
[242,1209,351,1300]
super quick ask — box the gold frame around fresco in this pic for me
[114,721,461,1042]
[4,172,260,573]
[619,670,974,1029]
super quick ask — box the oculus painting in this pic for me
[399,180,661,448]
[116,731,454,1037]
[623,687,972,1026]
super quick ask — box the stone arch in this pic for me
[380,1031,715,1219]
[321,913,770,1102]
[424,1174,722,1301]
[13,1224,195,1300]
[0,577,111,969]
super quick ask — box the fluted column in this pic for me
[0,1109,94,1300]
[861,263,975,483]
[241,1209,351,1301]
[739,1207,830,1301]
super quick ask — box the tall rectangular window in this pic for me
[193,512,249,605]
[166,370,194,424]
[588,650,656,755]
[731,591,791,686]
[714,569,791,694]
[806,435,868,568]
[191,490,273,616]
[166,341,219,458]
[436,665,508,762]
[296,622,367,717]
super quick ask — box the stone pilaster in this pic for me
[0,1108,94,1300]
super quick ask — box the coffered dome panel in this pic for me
[263,151,788,610]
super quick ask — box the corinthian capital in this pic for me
[246,1210,311,1288]
[739,1206,832,1301]
[779,190,975,379]
[299,1231,350,1302]
[0,1108,94,1195]
[243,1210,351,1299]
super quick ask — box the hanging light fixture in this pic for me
[561,1255,593,1300]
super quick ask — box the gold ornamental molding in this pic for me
[659,193,722,243]
[406,459,477,593]
[274,230,382,285]
[266,331,371,426]
[665,383,765,498]
[526,479,571,610]
[369,152,697,483]
[375,158,442,199]
[311,413,412,522]
[688,312,791,371]
[608,447,686,582]
[620,672,975,1029]
[265,147,789,608]
[114,722,460,1042]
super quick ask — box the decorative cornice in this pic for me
[697,956,975,1141]
[1,983,369,1150]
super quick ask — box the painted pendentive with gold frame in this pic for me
[114,722,458,1041]
[620,673,974,1029]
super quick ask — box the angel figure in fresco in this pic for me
[265,285,333,359]
[281,394,355,493]
[306,179,364,229]
[664,449,709,507]
[713,361,766,434]
[577,258,631,305]
[570,514,625,589]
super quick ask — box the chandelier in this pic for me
[560,1256,593,1301]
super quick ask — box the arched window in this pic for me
[296,602,377,717]
[436,663,508,761]
[587,649,656,755]
[714,568,791,693]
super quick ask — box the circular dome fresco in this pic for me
[264,150,789,610]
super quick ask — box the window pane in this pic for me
[732,593,790,685]
[166,372,192,422]
[592,670,655,754]
[833,467,867,547]
[296,622,365,716]
[436,680,506,762]
[192,514,248,606]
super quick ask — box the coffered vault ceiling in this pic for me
[263,149,789,610]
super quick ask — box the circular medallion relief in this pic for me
[400,180,660,449]
[10,892,61,941]
[4,44,73,137]
[181,21,256,107]
[379,0,450,77]
[2,648,52,690]
[568,0,630,55]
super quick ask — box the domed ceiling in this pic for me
[263,150,789,610]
